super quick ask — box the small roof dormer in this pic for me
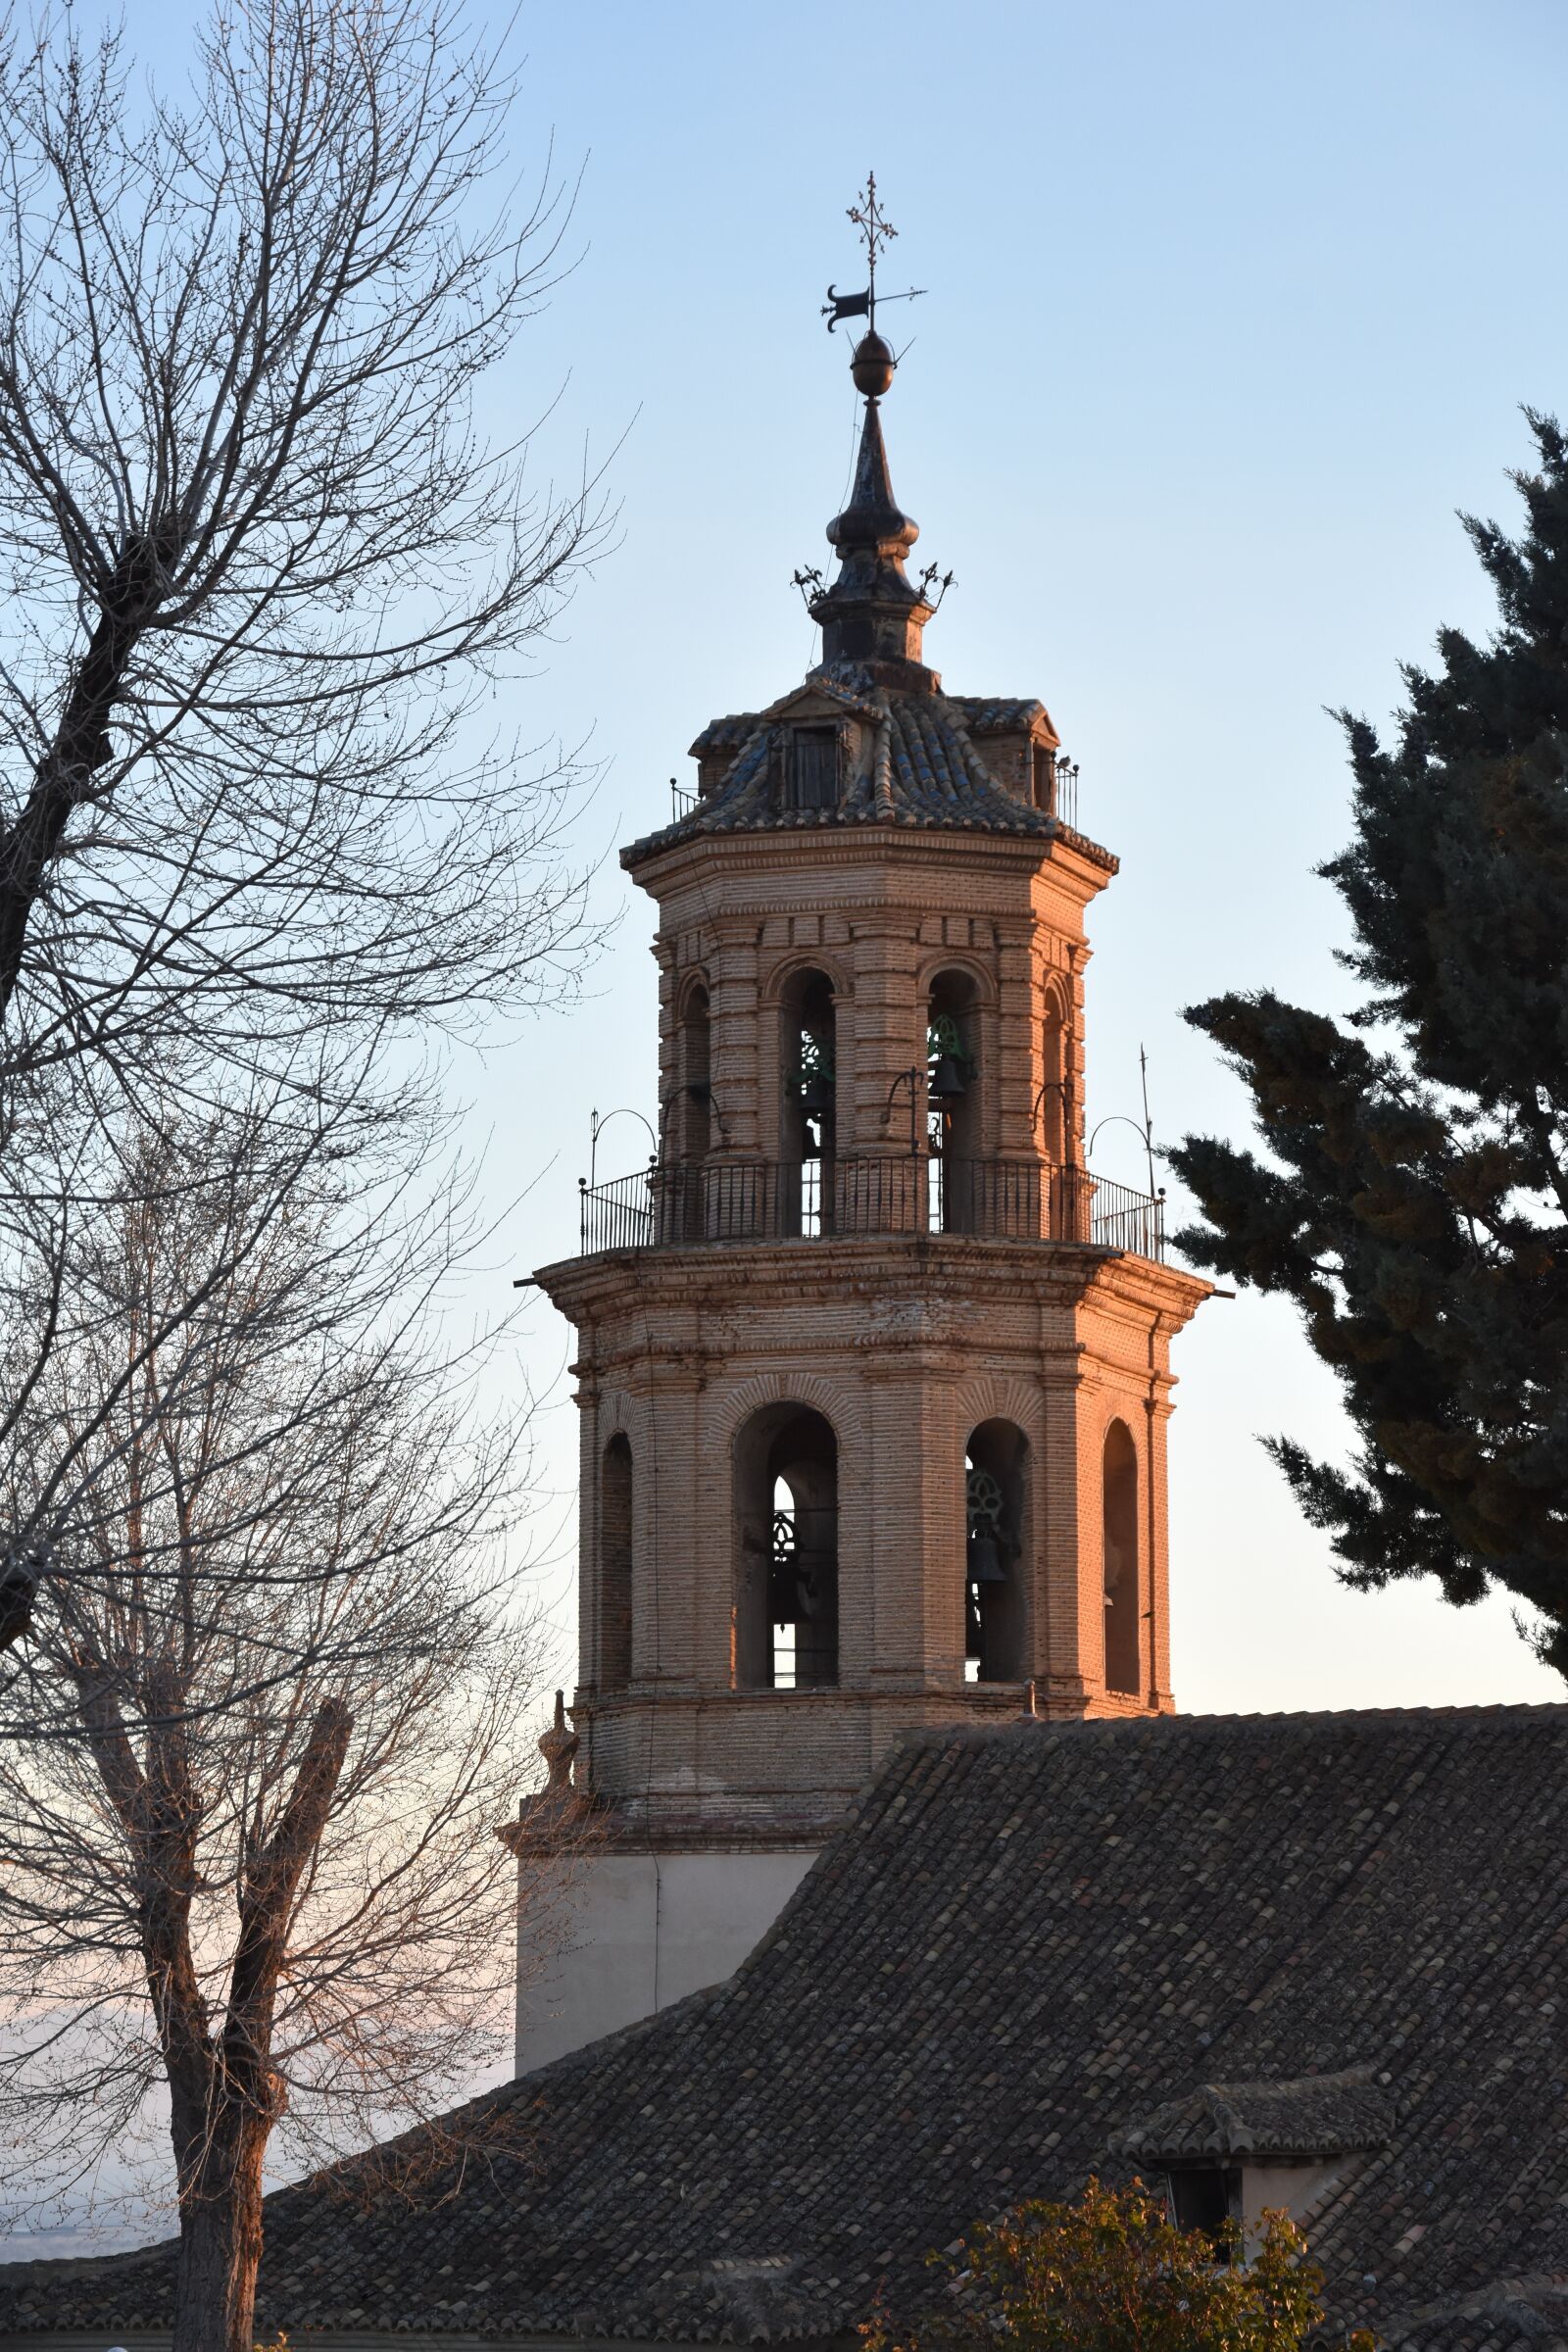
[1109,2070,1396,2243]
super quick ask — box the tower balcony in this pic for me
[579,1156,1166,1261]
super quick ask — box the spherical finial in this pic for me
[850,329,895,398]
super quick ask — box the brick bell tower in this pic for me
[512,206,1210,2073]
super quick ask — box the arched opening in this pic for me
[678,984,711,1163]
[965,1418,1028,1682]
[1040,986,1068,1166]
[675,982,711,1242]
[928,967,981,1231]
[734,1403,838,1690]
[600,1434,633,1691]
[1102,1419,1141,1696]
[780,968,837,1236]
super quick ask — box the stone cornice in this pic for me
[535,1231,1209,1334]
[628,821,1108,906]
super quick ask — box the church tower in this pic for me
[514,198,1210,2072]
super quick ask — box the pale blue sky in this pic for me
[487,0,1568,1712]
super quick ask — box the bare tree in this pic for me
[0,0,605,1086]
[0,1090,573,2352]
[0,0,612,1660]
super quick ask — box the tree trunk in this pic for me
[172,2108,271,2352]
[0,535,165,1023]
[165,1697,351,2352]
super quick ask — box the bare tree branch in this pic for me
[0,0,610,1088]
[0,1091,580,2351]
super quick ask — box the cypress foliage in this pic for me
[1170,414,1568,1672]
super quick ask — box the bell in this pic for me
[967,1532,1005,1583]
[928,1054,968,1104]
[799,1070,835,1116]
[768,1564,800,1622]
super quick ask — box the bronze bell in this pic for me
[799,1070,835,1115]
[928,1054,968,1104]
[967,1531,1005,1583]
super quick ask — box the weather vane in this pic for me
[821,171,926,332]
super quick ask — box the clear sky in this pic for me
[482,0,1568,1714]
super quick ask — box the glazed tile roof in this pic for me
[631,666,1115,871]
[5,1707,1568,2350]
[689,711,761,760]
[946,695,1052,736]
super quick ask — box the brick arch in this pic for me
[924,955,1003,1170]
[725,1375,849,1692]
[1091,1391,1149,1450]
[589,1390,647,1696]
[760,949,855,1006]
[956,1375,1046,1441]
[915,948,1000,1009]
[597,1387,639,1442]
[674,965,712,1017]
[1102,1413,1142,1695]
[712,1369,864,1450]
[1037,969,1072,1163]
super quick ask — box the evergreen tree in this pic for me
[1170,413,1568,1673]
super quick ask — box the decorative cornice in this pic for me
[627,820,1112,899]
[534,1230,1208,1333]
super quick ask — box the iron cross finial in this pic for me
[822,172,926,334]
[847,171,898,311]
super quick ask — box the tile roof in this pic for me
[630,668,1115,872]
[6,1707,1568,2350]
[1107,2069,1396,2162]
[688,712,762,760]
[946,695,1052,736]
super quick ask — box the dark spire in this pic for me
[809,329,935,686]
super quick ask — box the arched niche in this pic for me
[733,1402,839,1691]
[677,981,711,1163]
[600,1433,634,1690]
[928,966,983,1230]
[1040,981,1069,1165]
[1102,1418,1141,1696]
[965,1418,1028,1682]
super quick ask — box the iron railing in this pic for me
[578,1156,1164,1261]
[1051,756,1080,831]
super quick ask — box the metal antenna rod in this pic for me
[1139,1044,1157,1200]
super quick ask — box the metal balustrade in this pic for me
[578,1157,1165,1262]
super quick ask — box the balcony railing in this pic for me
[578,1156,1165,1261]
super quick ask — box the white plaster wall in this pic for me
[1241,2158,1347,2246]
[515,1846,818,2077]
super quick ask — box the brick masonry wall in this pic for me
[537,812,1209,1837]
[544,1234,1205,1828]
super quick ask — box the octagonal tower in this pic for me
[512,320,1209,2073]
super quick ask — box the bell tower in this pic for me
[513,197,1210,2073]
